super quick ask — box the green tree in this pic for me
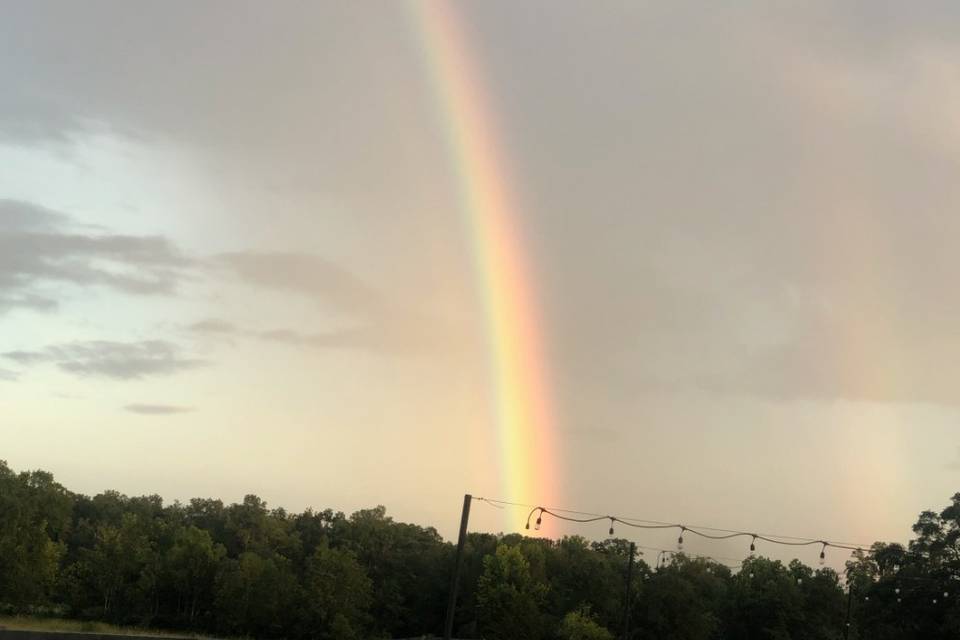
[722,557,803,639]
[0,462,72,607]
[558,606,614,640]
[299,540,372,640]
[165,525,225,623]
[213,551,298,637]
[476,543,548,640]
[636,555,725,640]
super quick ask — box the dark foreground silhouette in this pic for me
[1,460,957,639]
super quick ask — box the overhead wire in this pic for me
[472,496,874,557]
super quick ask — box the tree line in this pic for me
[2,460,960,639]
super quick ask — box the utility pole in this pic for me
[843,581,853,640]
[621,542,636,640]
[443,494,472,640]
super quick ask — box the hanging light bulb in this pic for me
[749,535,757,557]
[677,527,685,551]
[819,543,827,566]
[864,596,869,601]
[534,512,542,531]
[608,518,614,536]
[894,587,900,595]
[944,591,949,598]
[933,598,938,604]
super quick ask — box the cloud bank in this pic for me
[0,200,190,314]
[4,340,204,380]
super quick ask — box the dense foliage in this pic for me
[2,460,959,639]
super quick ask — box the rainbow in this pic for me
[412,0,558,528]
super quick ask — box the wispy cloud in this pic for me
[0,199,191,314]
[124,403,194,415]
[188,318,237,334]
[257,325,440,355]
[212,251,458,355]
[186,316,449,356]
[216,251,385,316]
[4,340,205,380]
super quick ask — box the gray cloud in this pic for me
[186,315,445,356]
[4,340,204,380]
[0,368,18,382]
[257,326,434,355]
[0,200,191,314]
[217,252,457,355]
[8,1,960,408]
[124,403,194,415]
[217,252,385,316]
[188,318,237,334]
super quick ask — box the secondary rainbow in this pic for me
[412,0,558,526]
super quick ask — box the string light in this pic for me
[510,502,872,556]
[482,497,877,578]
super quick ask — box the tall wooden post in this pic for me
[443,494,472,640]
[622,542,636,640]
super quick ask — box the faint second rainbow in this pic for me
[411,0,558,526]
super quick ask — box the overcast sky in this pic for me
[3,0,960,569]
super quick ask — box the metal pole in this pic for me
[622,542,636,640]
[443,494,472,640]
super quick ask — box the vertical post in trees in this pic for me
[843,581,853,640]
[621,541,636,640]
[444,494,472,640]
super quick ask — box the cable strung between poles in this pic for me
[517,503,870,556]
[475,497,873,549]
